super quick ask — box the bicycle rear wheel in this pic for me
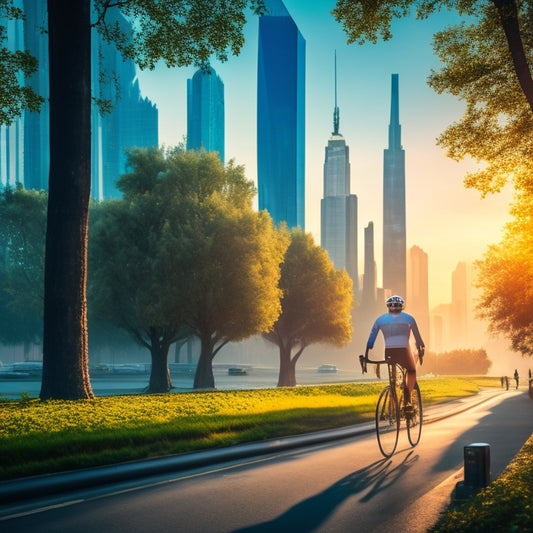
[375,386,399,457]
[407,381,423,447]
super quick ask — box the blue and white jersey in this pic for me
[367,311,424,349]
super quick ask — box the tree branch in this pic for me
[492,0,533,113]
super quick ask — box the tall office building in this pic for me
[407,245,430,343]
[321,54,358,289]
[382,74,406,297]
[23,0,49,191]
[257,0,305,228]
[362,222,377,311]
[95,7,158,199]
[187,66,225,163]
[0,1,25,188]
[1,3,158,199]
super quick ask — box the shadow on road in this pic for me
[430,391,532,477]
[231,451,418,533]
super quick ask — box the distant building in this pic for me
[257,0,305,228]
[94,7,158,199]
[0,1,26,188]
[1,3,158,199]
[187,66,225,163]
[407,245,430,344]
[321,53,358,289]
[362,222,377,311]
[382,74,406,297]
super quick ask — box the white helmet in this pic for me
[386,295,404,312]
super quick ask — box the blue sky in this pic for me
[136,1,512,308]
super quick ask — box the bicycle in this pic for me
[359,350,423,458]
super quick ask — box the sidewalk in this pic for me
[0,388,508,509]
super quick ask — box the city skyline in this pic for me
[136,1,512,310]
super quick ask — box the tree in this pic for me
[37,0,265,399]
[263,229,353,387]
[332,1,533,196]
[422,348,492,374]
[190,203,288,389]
[89,147,286,392]
[0,186,46,354]
[474,196,533,355]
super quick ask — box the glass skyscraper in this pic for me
[187,66,225,163]
[383,73,406,297]
[1,3,158,199]
[320,54,358,289]
[257,0,305,229]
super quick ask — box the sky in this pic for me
[136,0,513,310]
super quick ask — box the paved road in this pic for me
[0,389,531,532]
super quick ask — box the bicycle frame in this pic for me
[360,355,423,457]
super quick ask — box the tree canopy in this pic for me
[90,147,287,391]
[333,0,533,196]
[263,229,353,387]
[475,195,533,355]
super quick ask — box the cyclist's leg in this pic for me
[385,347,416,403]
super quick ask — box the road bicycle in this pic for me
[359,351,423,458]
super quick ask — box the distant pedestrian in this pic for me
[514,369,519,390]
[529,369,532,388]
[500,376,504,388]
[505,376,509,390]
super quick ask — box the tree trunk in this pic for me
[493,0,533,113]
[194,334,215,389]
[41,0,94,400]
[277,343,296,387]
[147,341,172,393]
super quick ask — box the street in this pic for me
[0,389,531,532]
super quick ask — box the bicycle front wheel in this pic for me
[407,381,423,447]
[375,386,399,458]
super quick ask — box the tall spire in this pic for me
[333,50,339,135]
[388,73,402,149]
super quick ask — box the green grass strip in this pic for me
[0,376,501,481]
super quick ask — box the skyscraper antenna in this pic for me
[333,50,339,135]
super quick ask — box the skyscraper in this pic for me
[321,53,358,288]
[407,245,430,343]
[95,8,158,200]
[0,2,25,188]
[1,4,158,199]
[257,0,305,228]
[187,66,225,163]
[362,221,377,310]
[382,74,406,297]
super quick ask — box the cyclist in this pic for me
[365,295,425,409]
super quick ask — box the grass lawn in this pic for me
[0,376,501,481]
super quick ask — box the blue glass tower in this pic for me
[383,74,406,297]
[257,0,305,228]
[187,66,225,163]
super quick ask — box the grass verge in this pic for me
[429,433,533,532]
[0,376,501,481]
